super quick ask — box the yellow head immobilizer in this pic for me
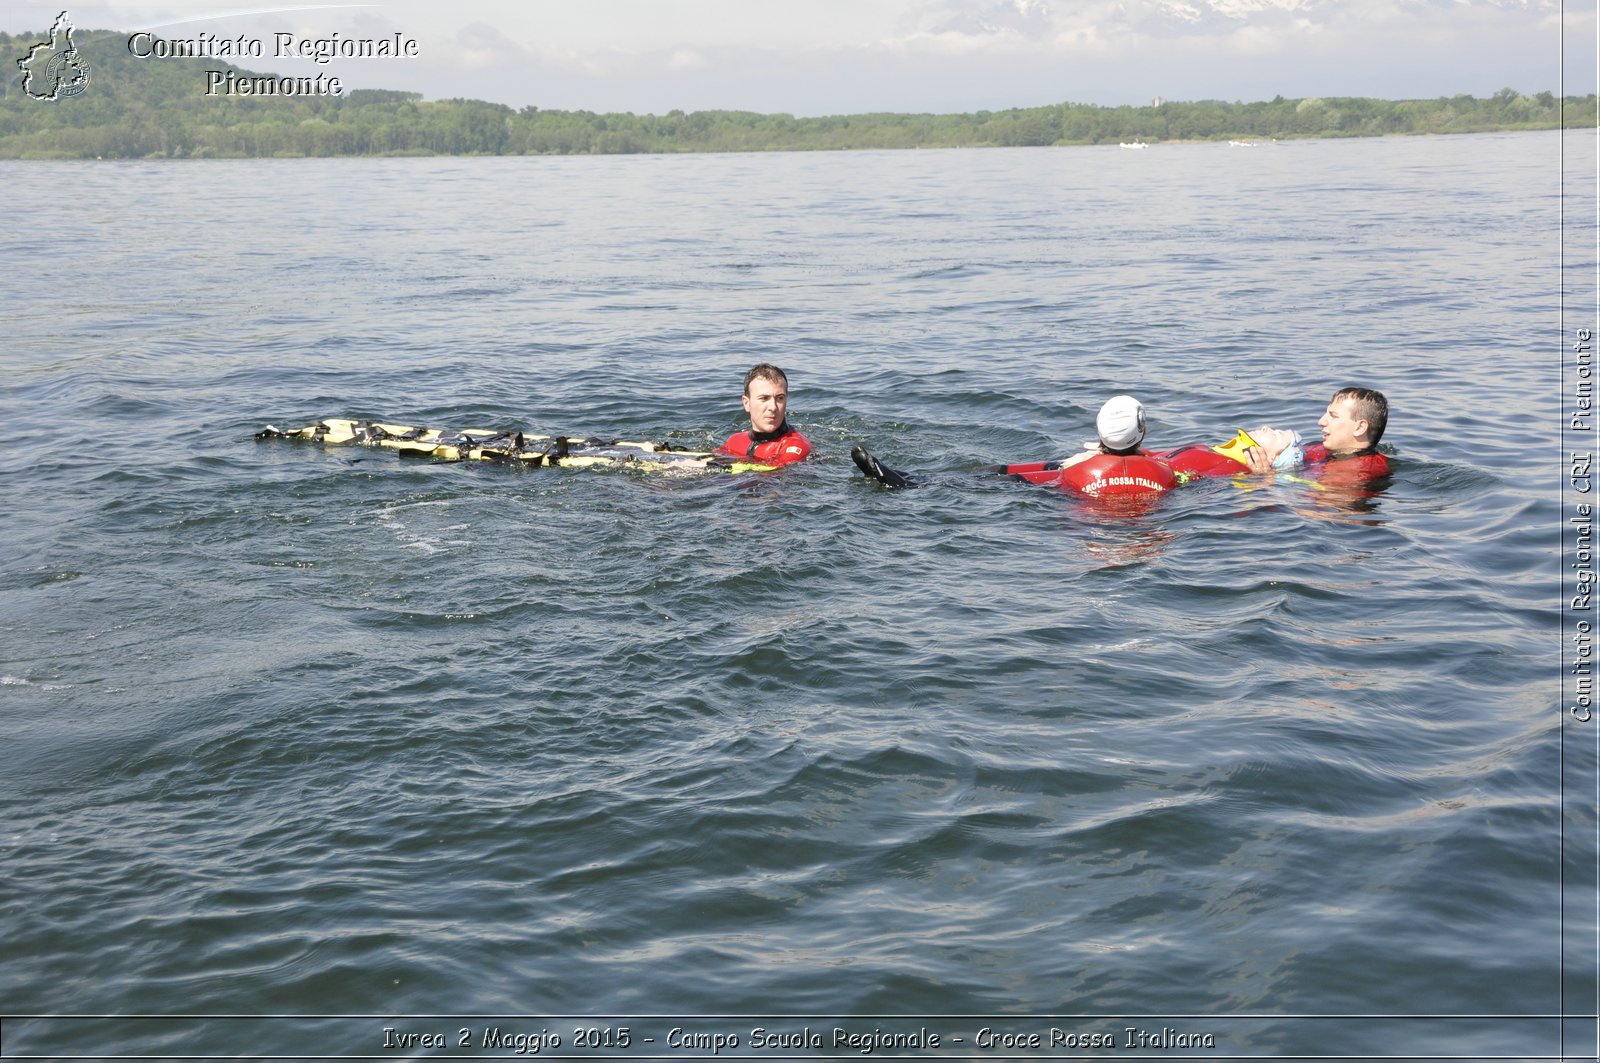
[1211,428,1261,465]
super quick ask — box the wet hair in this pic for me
[1333,387,1388,446]
[743,363,789,396]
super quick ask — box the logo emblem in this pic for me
[18,11,91,101]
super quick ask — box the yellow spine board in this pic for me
[260,418,770,473]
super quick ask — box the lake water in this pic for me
[2,131,1596,1060]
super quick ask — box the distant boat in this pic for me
[1228,140,1256,147]
[1120,140,1149,150]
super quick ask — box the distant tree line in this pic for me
[1,28,1592,159]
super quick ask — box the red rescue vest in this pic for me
[716,426,812,467]
[1157,445,1249,479]
[1058,452,1177,498]
[1299,444,1390,487]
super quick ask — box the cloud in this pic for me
[667,47,705,72]
[455,21,527,70]
[878,0,1322,56]
[929,0,1057,39]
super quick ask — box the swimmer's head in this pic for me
[1253,426,1305,469]
[1094,395,1146,454]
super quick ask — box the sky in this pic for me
[5,0,1595,115]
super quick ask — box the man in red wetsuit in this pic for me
[715,363,812,467]
[1242,386,1390,486]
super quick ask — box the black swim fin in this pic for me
[851,445,915,489]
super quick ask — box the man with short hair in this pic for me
[1315,386,1387,456]
[715,363,812,467]
[1243,386,1390,483]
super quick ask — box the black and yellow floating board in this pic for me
[256,418,778,473]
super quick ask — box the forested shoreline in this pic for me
[2,28,1592,159]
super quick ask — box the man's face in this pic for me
[743,376,788,435]
[1318,395,1367,454]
